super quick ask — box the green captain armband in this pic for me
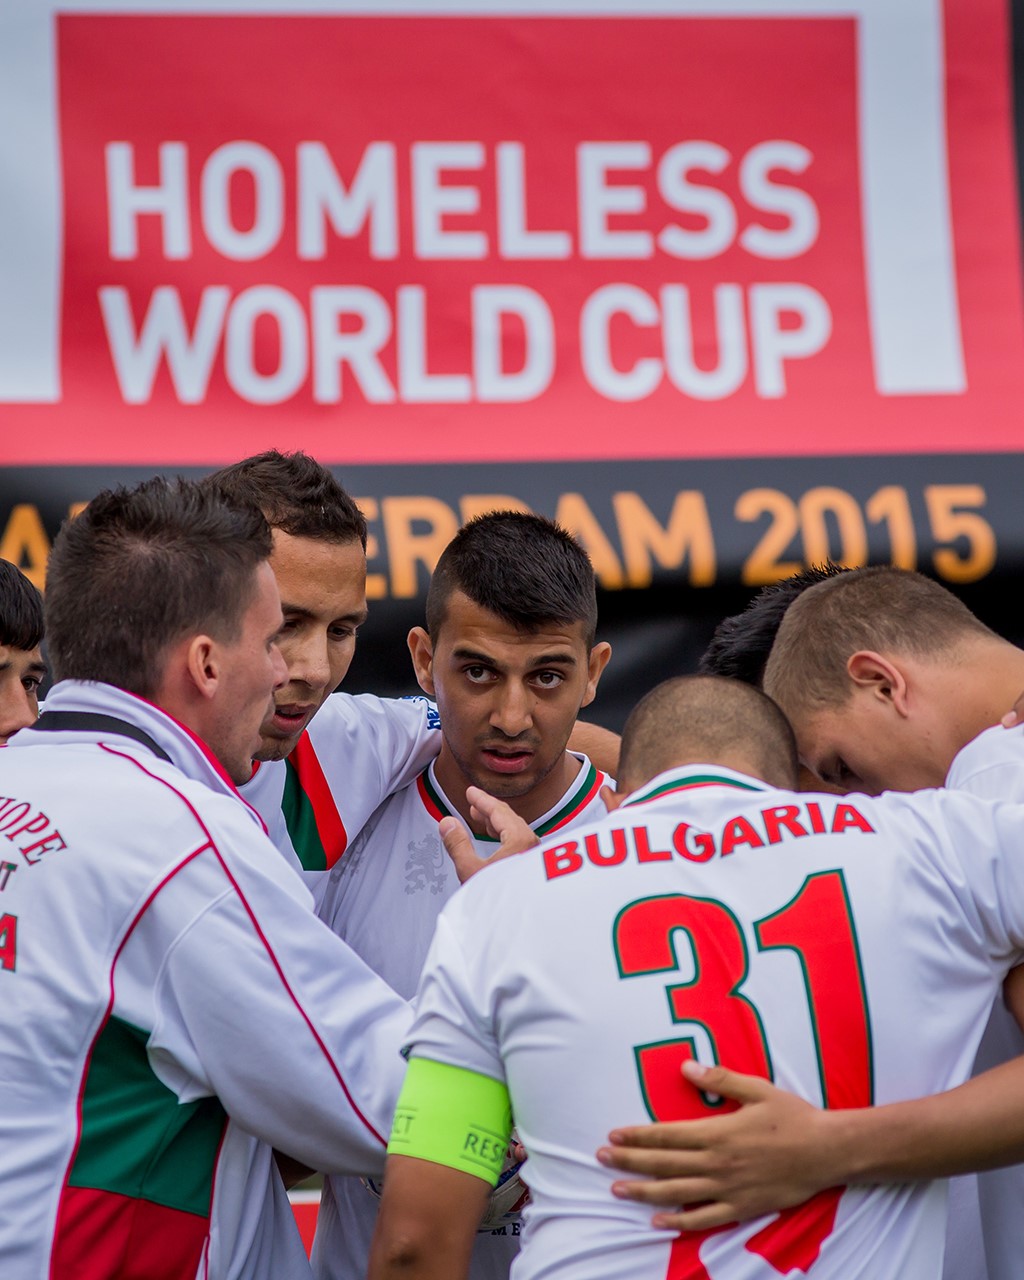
[387,1057,512,1186]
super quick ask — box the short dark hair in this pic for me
[764,566,995,718]
[0,559,44,651]
[619,675,799,793]
[45,477,272,698]
[425,512,598,645]
[700,564,850,687]
[205,450,367,549]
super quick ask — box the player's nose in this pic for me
[288,634,332,693]
[269,644,289,692]
[489,683,534,736]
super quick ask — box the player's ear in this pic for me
[184,634,219,701]
[407,627,436,697]
[582,641,612,707]
[846,650,910,717]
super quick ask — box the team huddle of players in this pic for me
[1,452,1023,1280]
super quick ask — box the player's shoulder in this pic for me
[145,756,270,836]
[307,691,439,739]
[947,723,1024,793]
[85,745,273,854]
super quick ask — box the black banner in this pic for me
[3,453,1021,729]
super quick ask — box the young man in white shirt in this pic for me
[0,479,413,1280]
[368,674,1024,1280]
[605,568,1024,1280]
[314,511,612,1280]
[204,453,619,887]
[201,454,618,1269]
[205,452,443,887]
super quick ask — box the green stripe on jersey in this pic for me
[625,773,764,808]
[281,755,328,871]
[70,1015,227,1216]
[534,761,598,837]
[421,761,599,843]
[419,768,451,823]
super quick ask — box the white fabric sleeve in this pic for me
[899,789,1024,966]
[403,905,506,1086]
[144,809,412,1177]
[306,693,440,814]
[945,725,1024,801]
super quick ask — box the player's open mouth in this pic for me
[272,704,314,733]
[481,748,533,774]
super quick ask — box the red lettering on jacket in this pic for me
[721,816,765,856]
[584,828,628,867]
[761,806,808,844]
[672,822,716,863]
[543,841,583,880]
[634,827,673,863]
[831,803,875,835]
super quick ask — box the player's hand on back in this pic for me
[1001,691,1024,727]
[440,787,539,883]
[596,1060,835,1231]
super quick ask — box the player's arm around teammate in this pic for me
[603,568,1024,1234]
[600,1054,1024,1230]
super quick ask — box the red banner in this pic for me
[0,1,1022,464]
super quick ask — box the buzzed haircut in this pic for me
[618,675,799,793]
[764,565,995,716]
[700,563,849,687]
[0,559,44,652]
[205,450,367,549]
[45,477,272,698]
[425,511,599,646]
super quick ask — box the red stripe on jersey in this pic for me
[50,1186,212,1280]
[129,690,269,835]
[542,768,605,836]
[417,771,446,822]
[291,732,349,868]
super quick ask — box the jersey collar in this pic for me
[621,764,767,810]
[17,680,268,832]
[417,753,604,843]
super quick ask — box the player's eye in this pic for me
[531,670,565,689]
[328,625,357,642]
[22,676,42,694]
[465,665,496,684]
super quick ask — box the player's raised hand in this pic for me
[440,786,539,883]
[596,1060,835,1231]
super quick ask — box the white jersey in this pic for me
[0,680,411,1280]
[405,765,1024,1280]
[946,723,1024,1280]
[313,754,611,1280]
[239,691,441,888]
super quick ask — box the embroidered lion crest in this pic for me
[404,834,447,895]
